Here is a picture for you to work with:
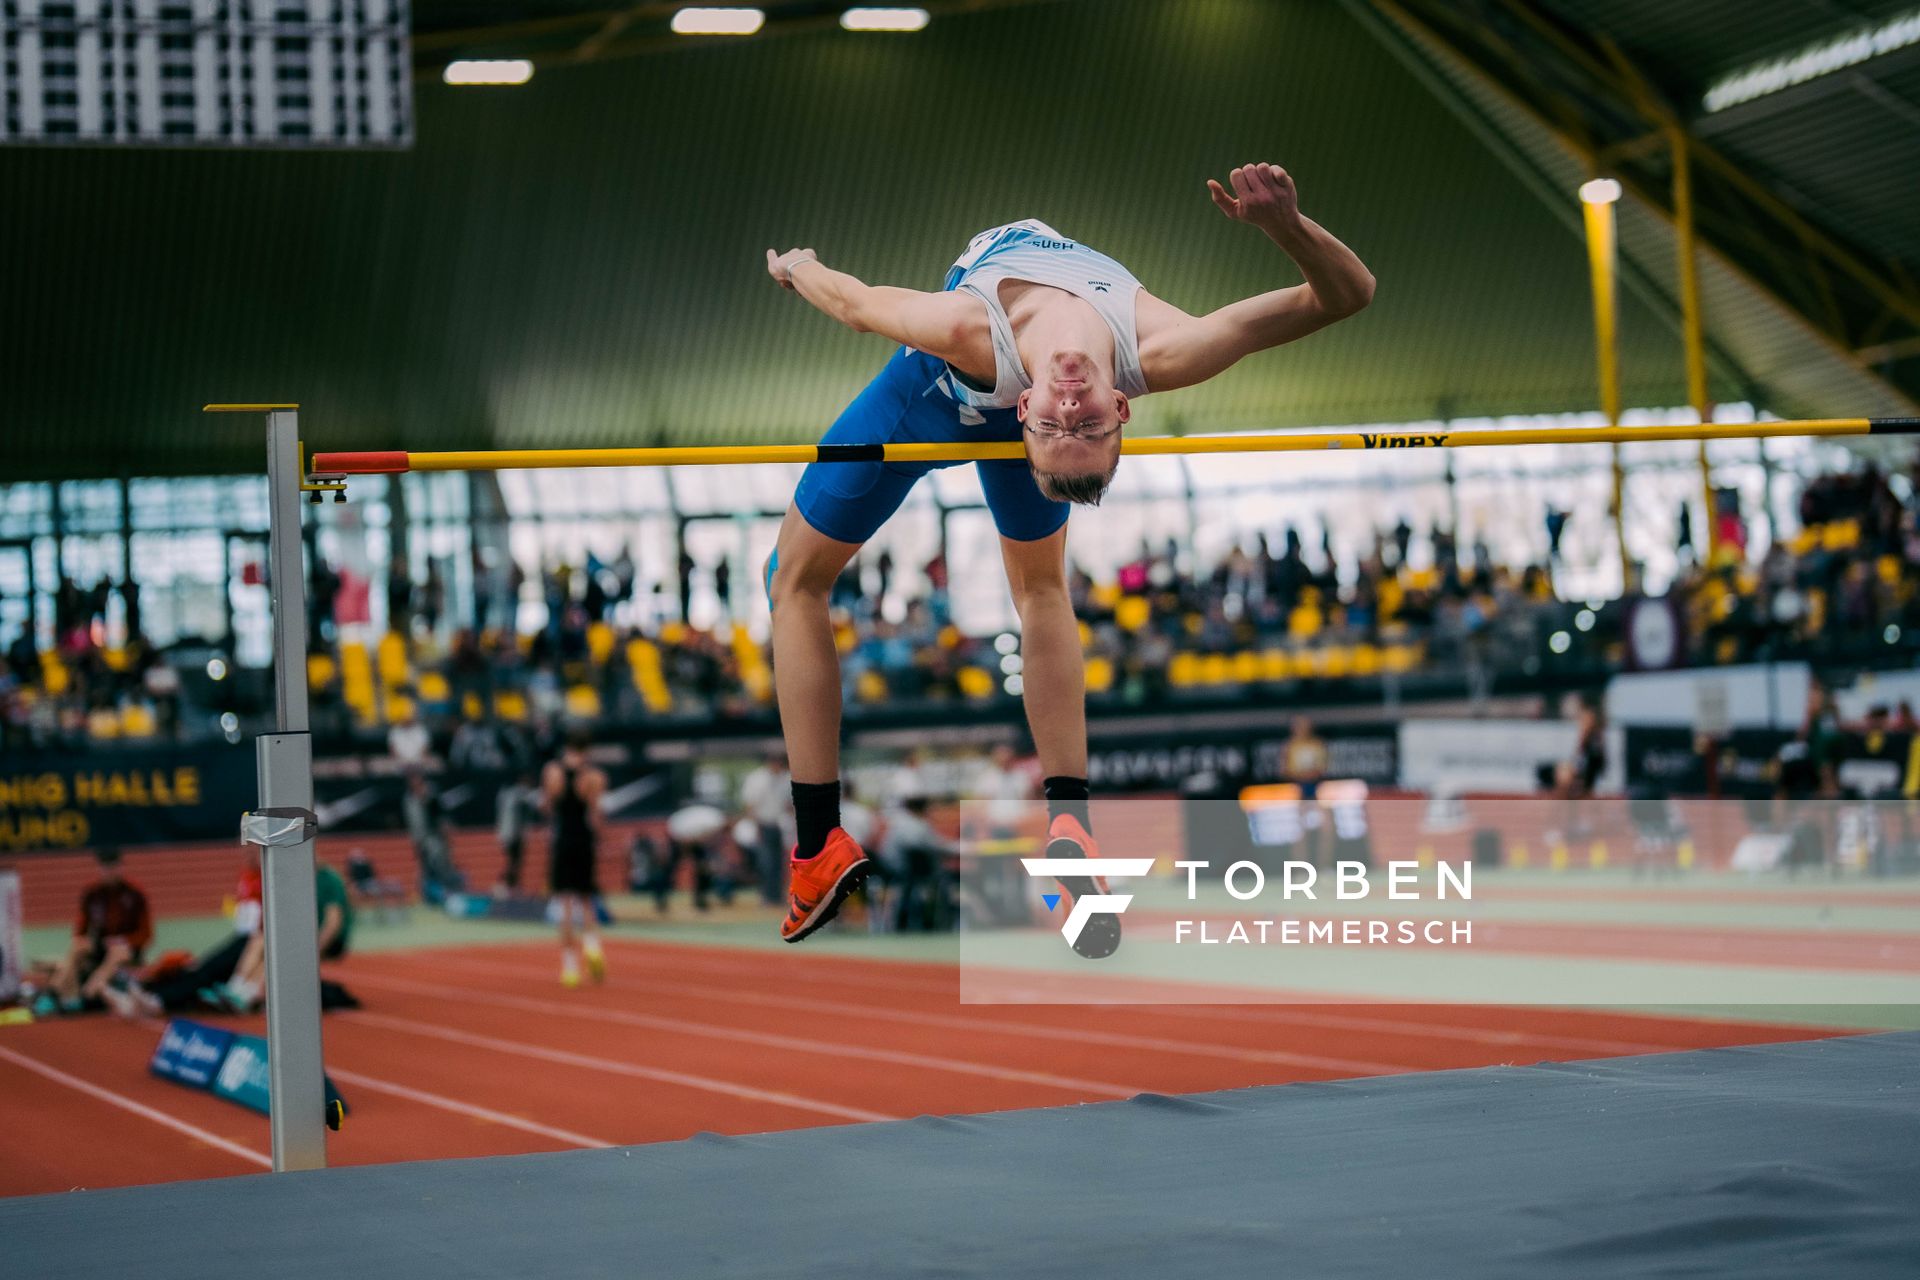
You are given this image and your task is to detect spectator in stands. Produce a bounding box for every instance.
[980,743,1036,841]
[495,770,541,895]
[737,750,791,905]
[877,794,957,933]
[1281,716,1329,794]
[388,703,431,767]
[35,847,151,1016]
[402,770,459,903]
[654,801,731,913]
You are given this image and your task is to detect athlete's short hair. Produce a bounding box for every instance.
[1032,463,1118,507]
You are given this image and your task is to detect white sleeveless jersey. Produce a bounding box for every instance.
[938,219,1147,412]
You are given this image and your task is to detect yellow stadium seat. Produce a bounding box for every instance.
[40,653,70,696]
[101,647,131,673]
[377,632,410,685]
[461,692,483,720]
[1169,652,1201,687]
[1077,621,1093,648]
[857,670,888,702]
[1231,651,1260,683]
[494,690,529,721]
[1091,583,1121,609]
[957,666,995,699]
[307,653,337,689]
[88,708,120,740]
[565,685,602,718]
[1200,653,1231,685]
[1320,646,1353,678]
[120,704,157,738]
[1084,656,1114,693]
[587,622,616,665]
[384,693,415,724]
[1260,649,1290,681]
[1288,605,1323,640]
[417,671,451,702]
[659,621,687,646]
[1351,644,1381,677]
[340,642,377,723]
[1115,596,1150,632]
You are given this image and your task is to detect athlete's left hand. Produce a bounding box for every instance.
[1207,163,1300,232]
[767,247,818,290]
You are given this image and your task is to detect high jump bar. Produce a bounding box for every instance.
[310,417,1920,475]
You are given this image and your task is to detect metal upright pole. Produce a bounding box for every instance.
[257,407,327,1171]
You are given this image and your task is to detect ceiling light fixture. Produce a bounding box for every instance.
[671,7,767,36]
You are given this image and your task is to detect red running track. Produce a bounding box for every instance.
[0,936,1854,1198]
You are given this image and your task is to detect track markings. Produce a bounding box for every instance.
[396,951,1408,1076]
[346,970,1148,1100]
[0,1045,271,1170]
[324,1066,616,1149]
[340,1011,897,1124]
[581,942,1716,1055]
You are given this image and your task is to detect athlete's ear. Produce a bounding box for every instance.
[1113,391,1131,424]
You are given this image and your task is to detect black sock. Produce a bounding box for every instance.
[791,780,841,860]
[1043,776,1091,833]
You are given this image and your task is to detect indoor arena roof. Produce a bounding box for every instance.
[4,0,1912,479]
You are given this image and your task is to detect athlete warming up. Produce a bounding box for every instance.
[764,163,1375,952]
[544,727,609,986]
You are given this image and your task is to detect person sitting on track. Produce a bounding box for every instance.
[762,162,1375,949]
[205,858,358,1013]
[34,846,151,1017]
[103,851,262,1018]
[544,725,608,988]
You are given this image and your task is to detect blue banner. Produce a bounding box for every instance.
[210,1034,274,1116]
[149,1019,236,1090]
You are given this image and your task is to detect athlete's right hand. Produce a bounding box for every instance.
[767,247,818,290]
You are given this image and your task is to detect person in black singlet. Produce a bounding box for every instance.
[543,726,608,987]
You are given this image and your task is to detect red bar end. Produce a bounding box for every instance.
[311,451,410,475]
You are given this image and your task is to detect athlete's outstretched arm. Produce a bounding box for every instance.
[766,248,988,373]
[1139,163,1375,393]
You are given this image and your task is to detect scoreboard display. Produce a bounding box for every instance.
[4,0,411,147]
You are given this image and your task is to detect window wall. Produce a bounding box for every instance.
[0,403,1861,665]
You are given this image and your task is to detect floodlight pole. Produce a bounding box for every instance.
[212,403,328,1172]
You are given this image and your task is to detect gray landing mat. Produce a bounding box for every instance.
[6,1033,1919,1279]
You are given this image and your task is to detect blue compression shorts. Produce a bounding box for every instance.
[790,347,1068,547]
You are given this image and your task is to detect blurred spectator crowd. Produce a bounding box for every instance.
[5,460,1920,750]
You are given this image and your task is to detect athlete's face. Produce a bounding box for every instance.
[1018,350,1128,505]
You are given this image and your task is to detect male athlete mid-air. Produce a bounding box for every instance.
[764,163,1375,953]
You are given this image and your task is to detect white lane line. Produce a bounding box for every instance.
[0,1045,272,1170]
[571,944,1681,1056]
[338,1011,896,1125]
[347,970,1144,1100]
[324,1066,615,1149]
[395,952,1405,1077]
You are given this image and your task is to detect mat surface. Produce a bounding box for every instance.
[7,1032,1918,1278]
